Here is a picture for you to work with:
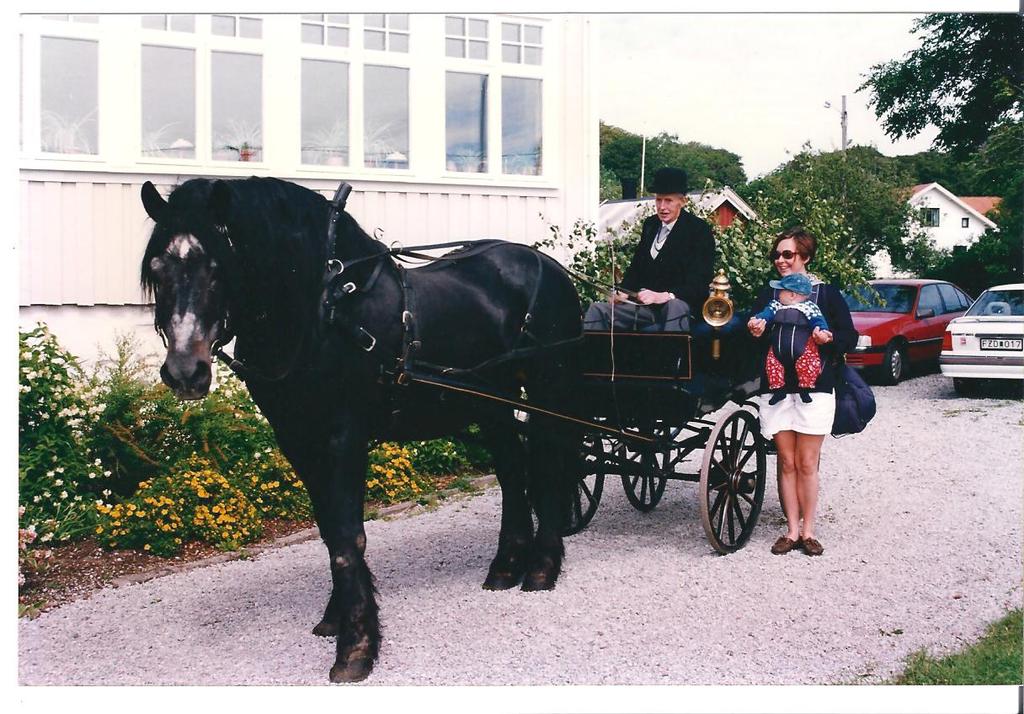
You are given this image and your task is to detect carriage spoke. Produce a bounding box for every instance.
[707,458,729,488]
[737,490,755,508]
[731,496,747,532]
[735,441,756,472]
[715,493,728,539]
[709,487,727,527]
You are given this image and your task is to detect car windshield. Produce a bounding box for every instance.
[965,289,1024,317]
[843,285,916,314]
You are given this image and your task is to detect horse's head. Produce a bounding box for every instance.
[141,180,233,400]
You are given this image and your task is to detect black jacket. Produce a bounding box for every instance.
[619,212,715,311]
[749,281,858,394]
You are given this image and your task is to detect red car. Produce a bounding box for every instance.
[843,279,972,384]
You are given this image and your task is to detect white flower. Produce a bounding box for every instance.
[55,467,64,474]
[32,495,40,503]
[54,479,63,487]
[59,491,68,499]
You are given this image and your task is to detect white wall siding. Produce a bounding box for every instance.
[20,173,565,307]
[910,187,994,251]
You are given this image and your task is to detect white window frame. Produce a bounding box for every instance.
[19,13,561,188]
[299,14,351,48]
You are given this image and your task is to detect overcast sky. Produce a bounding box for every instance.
[597,12,944,180]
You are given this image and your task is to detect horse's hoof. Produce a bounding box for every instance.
[312,620,338,637]
[520,573,557,591]
[329,659,373,683]
[482,570,523,590]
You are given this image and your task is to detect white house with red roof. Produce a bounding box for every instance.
[872,182,1001,278]
[908,182,1000,250]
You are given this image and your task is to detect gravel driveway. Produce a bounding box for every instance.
[18,373,1023,686]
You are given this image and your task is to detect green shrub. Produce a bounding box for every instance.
[407,439,471,476]
[19,325,105,542]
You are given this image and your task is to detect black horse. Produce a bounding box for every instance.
[140,177,584,682]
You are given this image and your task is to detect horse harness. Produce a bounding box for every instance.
[318,182,568,389]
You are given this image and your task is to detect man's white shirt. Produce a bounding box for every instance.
[650,220,676,259]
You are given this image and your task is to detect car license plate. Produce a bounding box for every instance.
[980,337,1023,351]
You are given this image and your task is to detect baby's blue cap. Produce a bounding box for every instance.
[768,273,813,295]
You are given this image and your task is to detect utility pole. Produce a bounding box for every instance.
[841,94,848,151]
[639,133,647,196]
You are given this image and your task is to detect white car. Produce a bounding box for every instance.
[940,283,1024,395]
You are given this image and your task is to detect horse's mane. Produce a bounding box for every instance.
[141,177,337,297]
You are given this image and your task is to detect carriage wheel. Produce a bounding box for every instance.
[563,435,606,536]
[620,424,673,512]
[699,408,766,554]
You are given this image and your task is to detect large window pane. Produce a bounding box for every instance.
[302,59,349,166]
[211,52,262,161]
[40,37,98,154]
[502,77,541,175]
[142,46,195,158]
[170,15,195,32]
[446,72,487,173]
[211,15,236,36]
[364,65,408,169]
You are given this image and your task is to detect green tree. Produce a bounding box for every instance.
[599,122,747,194]
[860,13,1023,290]
[860,14,1023,154]
[740,145,929,275]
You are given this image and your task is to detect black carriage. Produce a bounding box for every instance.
[566,323,767,554]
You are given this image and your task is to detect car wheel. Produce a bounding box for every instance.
[953,377,980,396]
[880,343,905,385]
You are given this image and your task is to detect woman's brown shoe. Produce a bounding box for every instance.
[770,536,803,555]
[802,537,824,556]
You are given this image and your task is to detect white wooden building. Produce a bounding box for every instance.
[872,181,1001,278]
[18,13,599,365]
[908,182,999,251]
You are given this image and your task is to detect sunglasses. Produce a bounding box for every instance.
[769,249,803,261]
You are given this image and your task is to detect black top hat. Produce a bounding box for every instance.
[650,167,688,195]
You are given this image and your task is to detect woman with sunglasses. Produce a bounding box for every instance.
[746,226,858,556]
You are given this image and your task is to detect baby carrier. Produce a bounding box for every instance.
[765,283,824,404]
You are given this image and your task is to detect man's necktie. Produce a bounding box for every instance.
[651,224,670,259]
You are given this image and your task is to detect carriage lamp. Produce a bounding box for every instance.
[702,270,734,360]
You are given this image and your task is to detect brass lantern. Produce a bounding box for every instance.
[701,270,734,360]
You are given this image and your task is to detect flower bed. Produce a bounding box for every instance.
[18,325,492,597]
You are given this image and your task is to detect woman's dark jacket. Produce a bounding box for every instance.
[748,280,858,394]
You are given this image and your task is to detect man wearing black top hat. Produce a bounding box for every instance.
[584,166,715,332]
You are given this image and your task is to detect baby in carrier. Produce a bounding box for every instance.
[752,273,833,404]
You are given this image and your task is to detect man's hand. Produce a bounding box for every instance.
[747,317,767,337]
[610,290,630,304]
[812,327,833,344]
[637,289,672,305]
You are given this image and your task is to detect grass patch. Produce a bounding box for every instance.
[893,609,1022,685]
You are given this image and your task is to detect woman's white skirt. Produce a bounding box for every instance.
[757,391,836,439]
